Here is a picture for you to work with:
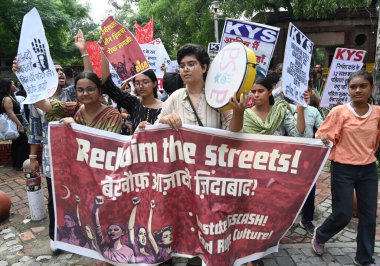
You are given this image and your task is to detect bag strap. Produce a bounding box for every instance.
[185,90,203,127]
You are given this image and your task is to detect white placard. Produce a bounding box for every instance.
[220,18,280,78]
[15,8,58,104]
[282,23,313,106]
[140,38,171,79]
[320,48,366,107]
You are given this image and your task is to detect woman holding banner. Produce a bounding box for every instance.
[228,76,305,266]
[100,51,162,133]
[33,71,122,133]
[312,70,378,266]
[228,76,305,136]
[148,43,231,129]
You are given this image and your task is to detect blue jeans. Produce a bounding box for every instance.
[316,161,378,265]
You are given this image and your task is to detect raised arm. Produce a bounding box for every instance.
[75,29,93,72]
[101,48,111,83]
[76,195,81,227]
[128,197,140,245]
[148,200,159,254]
[92,196,106,248]
[295,104,306,134]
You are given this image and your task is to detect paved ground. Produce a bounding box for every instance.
[0,165,379,266]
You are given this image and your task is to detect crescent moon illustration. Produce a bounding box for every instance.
[61,185,71,200]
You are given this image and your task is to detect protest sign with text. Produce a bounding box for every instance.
[282,23,313,106]
[140,38,171,88]
[220,19,280,77]
[208,42,220,61]
[49,124,329,266]
[320,48,366,107]
[15,8,58,104]
[101,16,150,82]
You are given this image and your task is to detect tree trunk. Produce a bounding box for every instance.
[373,2,380,104]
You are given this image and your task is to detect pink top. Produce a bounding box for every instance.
[316,103,380,165]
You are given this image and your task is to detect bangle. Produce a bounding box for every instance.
[81,53,89,58]
[29,155,37,159]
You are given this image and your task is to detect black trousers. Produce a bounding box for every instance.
[316,161,377,265]
[11,132,29,169]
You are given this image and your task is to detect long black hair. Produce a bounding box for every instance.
[0,79,14,98]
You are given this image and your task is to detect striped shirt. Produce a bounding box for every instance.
[156,88,232,129]
[46,99,122,133]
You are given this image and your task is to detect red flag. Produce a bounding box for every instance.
[135,18,154,44]
[86,41,102,78]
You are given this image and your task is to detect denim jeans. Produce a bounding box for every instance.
[316,161,378,265]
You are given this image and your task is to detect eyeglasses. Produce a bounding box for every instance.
[179,61,198,71]
[134,80,152,87]
[76,87,97,94]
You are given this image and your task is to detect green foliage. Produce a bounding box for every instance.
[116,0,374,57]
[0,0,95,65]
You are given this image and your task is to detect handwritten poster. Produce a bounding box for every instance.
[140,38,171,88]
[101,16,150,82]
[15,8,58,104]
[49,123,330,266]
[220,19,280,77]
[320,48,366,107]
[282,23,313,106]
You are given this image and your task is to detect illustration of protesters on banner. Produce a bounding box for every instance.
[128,197,174,263]
[92,196,134,263]
[153,224,174,261]
[57,209,89,248]
[75,195,98,250]
[128,197,157,263]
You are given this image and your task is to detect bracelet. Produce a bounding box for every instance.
[81,53,89,58]
[29,155,37,159]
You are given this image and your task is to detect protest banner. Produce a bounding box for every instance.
[320,48,366,107]
[135,18,154,44]
[140,38,171,88]
[15,8,58,104]
[86,41,102,77]
[282,23,313,106]
[220,19,280,77]
[208,42,220,61]
[49,123,329,266]
[101,16,150,82]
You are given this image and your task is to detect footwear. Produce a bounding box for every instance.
[299,220,315,235]
[50,239,58,252]
[311,231,324,256]
[353,258,375,266]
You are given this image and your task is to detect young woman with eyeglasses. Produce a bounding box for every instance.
[100,51,162,133]
[34,71,122,133]
[143,43,231,130]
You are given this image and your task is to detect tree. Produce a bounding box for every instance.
[0,0,95,66]
[116,0,374,57]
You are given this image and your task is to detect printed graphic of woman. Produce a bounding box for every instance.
[75,195,98,250]
[128,197,157,263]
[57,210,89,248]
[92,196,134,263]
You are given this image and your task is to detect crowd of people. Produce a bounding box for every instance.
[0,32,377,266]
